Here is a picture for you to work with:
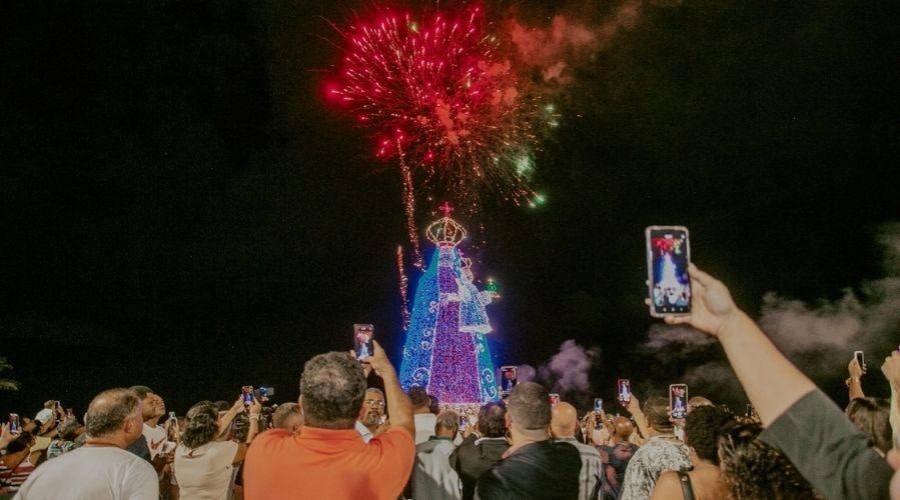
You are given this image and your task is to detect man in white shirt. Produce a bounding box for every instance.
[408,386,437,444]
[413,410,463,500]
[355,388,385,443]
[15,387,158,499]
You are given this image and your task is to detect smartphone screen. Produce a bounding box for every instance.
[169,411,177,421]
[549,394,560,406]
[353,324,375,360]
[459,415,467,431]
[669,384,688,419]
[242,386,254,405]
[594,398,603,413]
[500,366,518,395]
[9,413,19,433]
[854,350,865,370]
[617,379,632,404]
[646,226,692,316]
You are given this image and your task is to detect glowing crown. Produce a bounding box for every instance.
[426,202,467,247]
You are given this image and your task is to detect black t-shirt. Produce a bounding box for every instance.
[476,440,582,500]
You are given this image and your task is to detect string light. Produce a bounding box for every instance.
[399,210,499,405]
[397,245,411,331]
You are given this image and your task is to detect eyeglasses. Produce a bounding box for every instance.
[363,400,385,407]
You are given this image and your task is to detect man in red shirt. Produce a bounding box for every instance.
[244,341,415,499]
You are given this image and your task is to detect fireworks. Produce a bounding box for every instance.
[328,5,546,206]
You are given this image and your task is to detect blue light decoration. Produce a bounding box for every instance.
[399,203,499,405]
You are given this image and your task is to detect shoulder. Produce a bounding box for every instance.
[251,428,292,445]
[373,426,415,448]
[655,470,680,487]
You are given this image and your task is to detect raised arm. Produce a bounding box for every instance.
[664,264,815,426]
[848,355,866,402]
[364,341,415,438]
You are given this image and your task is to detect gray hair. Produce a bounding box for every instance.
[57,418,80,440]
[273,403,303,430]
[300,352,367,429]
[85,388,140,438]
[507,382,551,430]
[435,410,459,433]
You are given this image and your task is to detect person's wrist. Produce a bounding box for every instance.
[846,377,861,388]
[715,310,748,342]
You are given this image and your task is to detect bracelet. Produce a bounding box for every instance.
[845,377,860,387]
[249,414,261,420]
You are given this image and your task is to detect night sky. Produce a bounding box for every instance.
[1,0,898,417]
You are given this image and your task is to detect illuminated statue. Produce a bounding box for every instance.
[399,203,499,405]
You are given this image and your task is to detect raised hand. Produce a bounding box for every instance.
[664,264,742,337]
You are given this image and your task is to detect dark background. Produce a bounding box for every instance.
[1,0,897,417]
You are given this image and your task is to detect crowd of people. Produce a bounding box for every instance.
[2,265,900,499]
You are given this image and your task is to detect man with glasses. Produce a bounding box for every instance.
[356,388,386,443]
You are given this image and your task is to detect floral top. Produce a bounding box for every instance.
[619,436,690,500]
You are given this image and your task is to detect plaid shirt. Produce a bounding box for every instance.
[554,437,603,500]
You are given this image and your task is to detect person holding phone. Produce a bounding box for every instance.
[618,396,690,500]
[660,264,894,499]
[174,396,260,499]
[243,341,415,500]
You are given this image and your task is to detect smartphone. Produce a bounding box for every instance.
[353,324,375,359]
[745,404,755,418]
[459,415,468,431]
[549,394,560,406]
[9,413,19,434]
[169,411,177,420]
[594,398,604,413]
[617,379,632,405]
[259,386,274,397]
[854,350,865,371]
[500,366,518,395]
[646,226,692,317]
[669,384,688,419]
[242,386,254,405]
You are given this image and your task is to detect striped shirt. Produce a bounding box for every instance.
[554,437,602,500]
[0,459,36,494]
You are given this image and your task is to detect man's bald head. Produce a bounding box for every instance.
[688,396,713,411]
[550,402,578,438]
[612,416,634,440]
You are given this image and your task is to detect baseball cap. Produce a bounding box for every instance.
[35,408,55,425]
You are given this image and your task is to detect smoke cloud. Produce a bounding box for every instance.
[643,223,900,405]
[759,223,900,380]
[505,0,655,86]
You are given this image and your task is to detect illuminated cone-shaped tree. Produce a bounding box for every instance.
[399,203,499,406]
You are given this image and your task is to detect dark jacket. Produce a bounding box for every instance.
[449,435,510,500]
[476,439,582,500]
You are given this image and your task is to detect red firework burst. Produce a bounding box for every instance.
[328,5,541,204]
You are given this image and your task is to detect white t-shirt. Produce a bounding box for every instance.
[355,420,374,443]
[142,423,167,460]
[174,441,239,500]
[414,413,437,445]
[14,446,158,499]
